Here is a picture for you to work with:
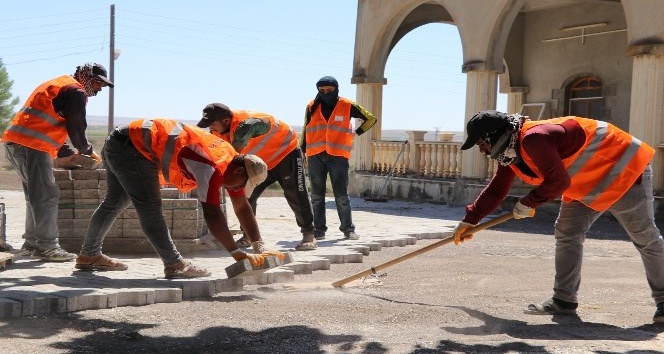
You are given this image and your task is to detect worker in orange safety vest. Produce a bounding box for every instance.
[1,62,112,262]
[454,110,664,323]
[198,103,317,251]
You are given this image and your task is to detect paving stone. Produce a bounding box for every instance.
[154,288,182,303]
[0,298,22,318]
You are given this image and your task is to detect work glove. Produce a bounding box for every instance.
[230,249,266,267]
[252,241,286,261]
[453,221,476,245]
[513,201,536,219]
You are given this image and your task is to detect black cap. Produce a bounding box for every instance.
[197,103,232,128]
[316,76,338,88]
[91,63,114,87]
[460,110,512,150]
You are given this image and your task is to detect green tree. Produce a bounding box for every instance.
[0,59,20,133]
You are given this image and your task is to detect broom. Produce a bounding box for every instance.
[283,212,514,290]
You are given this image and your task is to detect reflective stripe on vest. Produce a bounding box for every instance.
[305,98,353,158]
[229,111,297,170]
[1,75,80,156]
[128,118,236,192]
[509,117,654,211]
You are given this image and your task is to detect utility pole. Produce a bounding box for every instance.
[108,4,115,134]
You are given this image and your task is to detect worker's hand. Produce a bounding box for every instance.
[513,201,535,219]
[231,249,266,267]
[76,154,102,169]
[90,151,102,162]
[453,221,476,245]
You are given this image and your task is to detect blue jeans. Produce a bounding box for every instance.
[553,165,664,305]
[4,143,61,250]
[80,134,183,267]
[307,152,354,235]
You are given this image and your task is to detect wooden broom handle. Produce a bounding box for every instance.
[331,213,514,287]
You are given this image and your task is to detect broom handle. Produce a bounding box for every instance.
[331,213,514,287]
[375,141,408,199]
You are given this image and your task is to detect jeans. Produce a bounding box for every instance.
[248,147,314,234]
[80,134,183,267]
[307,151,354,235]
[553,166,664,304]
[4,143,61,250]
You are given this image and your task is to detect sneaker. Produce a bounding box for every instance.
[33,247,76,262]
[20,242,37,256]
[164,261,211,279]
[524,298,577,315]
[75,253,128,271]
[654,302,664,323]
[343,231,360,240]
[314,232,325,240]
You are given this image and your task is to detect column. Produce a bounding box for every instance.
[507,87,528,114]
[628,49,664,190]
[353,82,384,171]
[461,70,498,179]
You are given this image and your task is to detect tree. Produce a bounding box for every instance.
[0,59,20,133]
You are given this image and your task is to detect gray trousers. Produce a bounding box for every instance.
[79,135,183,267]
[4,143,61,250]
[553,165,664,305]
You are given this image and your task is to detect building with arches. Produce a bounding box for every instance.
[349,0,664,205]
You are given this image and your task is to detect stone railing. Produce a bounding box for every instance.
[370,131,503,181]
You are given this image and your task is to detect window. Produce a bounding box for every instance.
[567,77,604,119]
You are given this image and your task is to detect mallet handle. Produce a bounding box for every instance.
[331,213,514,287]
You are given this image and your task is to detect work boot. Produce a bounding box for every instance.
[20,242,37,256]
[655,302,664,323]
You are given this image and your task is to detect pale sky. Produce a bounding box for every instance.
[1,0,507,133]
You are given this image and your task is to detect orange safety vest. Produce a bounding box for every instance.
[305,97,354,159]
[509,116,654,211]
[128,119,236,192]
[226,111,297,170]
[2,75,82,157]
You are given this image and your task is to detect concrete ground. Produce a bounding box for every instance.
[1,184,663,353]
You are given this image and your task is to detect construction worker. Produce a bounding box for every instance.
[197,103,317,251]
[76,119,283,279]
[1,62,110,261]
[454,110,664,323]
[302,76,376,240]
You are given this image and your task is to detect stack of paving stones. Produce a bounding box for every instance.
[55,168,211,253]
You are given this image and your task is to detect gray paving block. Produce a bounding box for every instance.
[116,289,156,307]
[282,261,313,274]
[343,252,364,263]
[3,291,67,316]
[154,288,182,303]
[264,268,294,284]
[214,279,244,293]
[58,290,110,312]
[0,298,22,318]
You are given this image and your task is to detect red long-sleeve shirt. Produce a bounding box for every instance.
[463,119,587,224]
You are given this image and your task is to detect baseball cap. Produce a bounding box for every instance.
[91,63,114,87]
[197,103,232,128]
[460,110,512,150]
[242,154,268,197]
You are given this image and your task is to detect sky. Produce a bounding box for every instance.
[1,0,506,133]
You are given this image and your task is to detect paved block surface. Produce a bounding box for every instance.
[0,190,461,317]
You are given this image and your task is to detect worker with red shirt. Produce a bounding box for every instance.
[197,103,317,251]
[2,62,111,261]
[76,119,283,279]
[455,110,664,323]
